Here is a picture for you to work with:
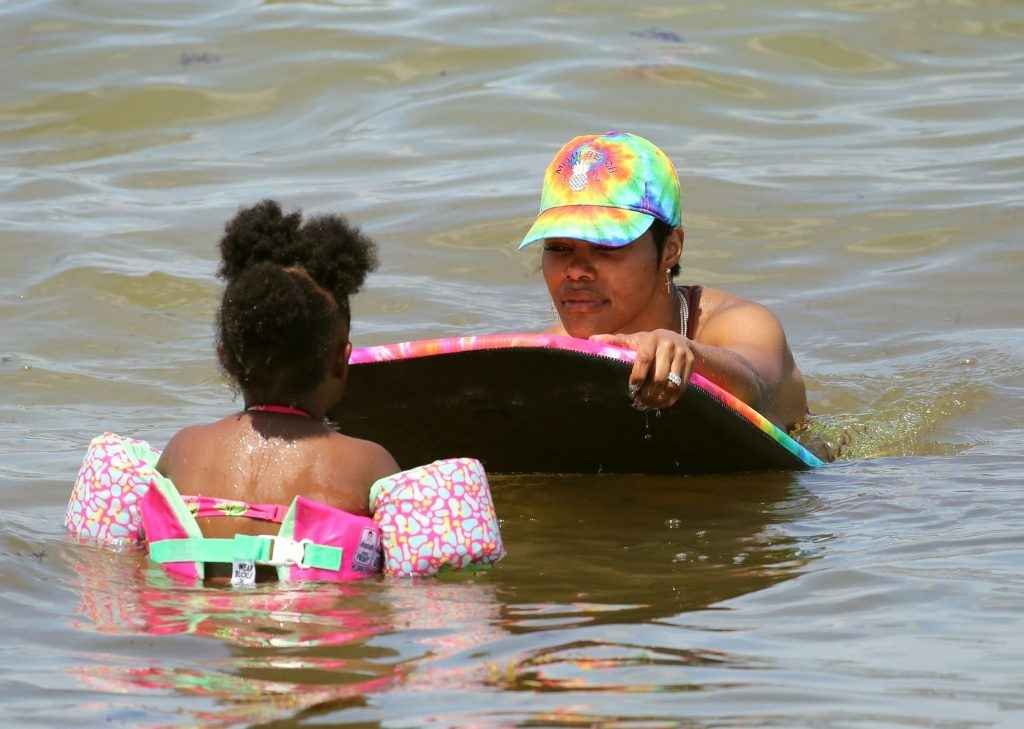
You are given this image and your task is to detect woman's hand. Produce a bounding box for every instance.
[590,329,694,410]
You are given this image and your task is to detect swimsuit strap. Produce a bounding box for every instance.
[246,404,314,418]
[686,285,702,339]
[182,495,288,523]
[178,405,311,524]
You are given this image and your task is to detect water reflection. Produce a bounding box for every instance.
[67,545,508,725]
[434,472,822,711]
[492,470,821,630]
[71,549,388,648]
[63,469,822,724]
[488,640,755,693]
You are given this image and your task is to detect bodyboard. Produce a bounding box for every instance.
[331,333,822,474]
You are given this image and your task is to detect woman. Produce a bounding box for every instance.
[520,131,807,431]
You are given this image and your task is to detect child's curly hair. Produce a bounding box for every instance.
[215,200,379,401]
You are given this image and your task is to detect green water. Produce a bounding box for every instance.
[2,0,1023,726]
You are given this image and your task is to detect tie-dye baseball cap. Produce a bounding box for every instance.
[519,131,682,249]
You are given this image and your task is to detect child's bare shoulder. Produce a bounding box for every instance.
[325,431,400,483]
[156,419,235,478]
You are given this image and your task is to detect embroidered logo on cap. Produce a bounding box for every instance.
[567,145,604,192]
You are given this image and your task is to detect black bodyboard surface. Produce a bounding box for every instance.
[331,340,820,475]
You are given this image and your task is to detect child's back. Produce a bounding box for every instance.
[156,200,398,543]
[158,416,396,539]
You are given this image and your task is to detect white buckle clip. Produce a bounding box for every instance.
[260,536,312,566]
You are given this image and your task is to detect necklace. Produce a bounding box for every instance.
[676,285,689,337]
[245,404,314,418]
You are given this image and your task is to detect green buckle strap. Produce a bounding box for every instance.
[149,534,342,571]
[149,536,268,564]
[301,542,343,571]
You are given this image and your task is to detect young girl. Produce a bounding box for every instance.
[67,200,504,581]
[156,200,399,546]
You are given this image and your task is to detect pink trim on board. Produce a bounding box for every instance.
[349,333,636,366]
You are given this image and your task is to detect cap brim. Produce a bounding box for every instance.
[519,205,655,249]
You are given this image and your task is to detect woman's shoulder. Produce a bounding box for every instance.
[689,285,741,314]
[690,286,778,334]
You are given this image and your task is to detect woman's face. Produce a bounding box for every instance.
[541,231,664,339]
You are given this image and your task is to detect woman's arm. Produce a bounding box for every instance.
[591,302,807,429]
